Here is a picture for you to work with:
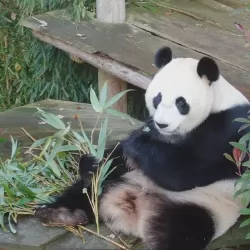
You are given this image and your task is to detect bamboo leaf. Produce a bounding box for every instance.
[46,138,64,165]
[0,186,5,205]
[90,86,102,112]
[59,145,80,152]
[72,131,86,144]
[79,128,97,156]
[97,117,108,160]
[99,159,113,185]
[29,137,48,151]
[10,136,18,160]
[106,108,135,125]
[99,81,108,107]
[104,89,133,109]
[8,213,16,234]
[36,108,66,130]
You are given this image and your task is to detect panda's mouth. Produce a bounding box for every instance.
[157,126,179,136]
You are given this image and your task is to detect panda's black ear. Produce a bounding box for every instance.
[197,57,219,84]
[154,47,172,68]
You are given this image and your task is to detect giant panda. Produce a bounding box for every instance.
[35,47,250,250]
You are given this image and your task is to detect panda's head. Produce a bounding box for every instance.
[145,47,248,138]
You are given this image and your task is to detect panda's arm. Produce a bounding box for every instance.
[79,144,131,187]
[120,131,236,191]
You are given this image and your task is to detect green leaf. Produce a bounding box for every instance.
[0,186,5,205]
[229,142,248,152]
[46,138,64,166]
[223,153,235,163]
[239,124,250,132]
[99,82,108,107]
[59,145,80,152]
[36,108,66,130]
[29,137,48,151]
[90,86,102,112]
[17,197,32,206]
[99,159,113,185]
[16,180,36,199]
[8,213,16,234]
[106,108,135,125]
[0,213,7,232]
[246,232,250,239]
[242,160,250,168]
[10,136,18,160]
[239,133,250,143]
[104,89,134,109]
[44,155,61,178]
[97,117,108,160]
[72,131,86,144]
[234,118,250,124]
[240,208,250,215]
[79,128,97,157]
[0,138,7,143]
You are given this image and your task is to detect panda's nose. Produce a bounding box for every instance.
[155,122,168,129]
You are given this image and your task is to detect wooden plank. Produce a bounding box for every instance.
[146,0,250,33]
[20,11,250,99]
[0,217,67,250]
[46,224,118,249]
[127,5,249,72]
[96,0,128,113]
[0,100,142,156]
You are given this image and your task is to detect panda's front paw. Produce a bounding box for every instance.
[79,155,99,187]
[34,205,89,227]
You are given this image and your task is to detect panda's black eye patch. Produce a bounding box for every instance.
[153,92,162,109]
[176,97,190,115]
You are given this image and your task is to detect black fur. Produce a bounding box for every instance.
[175,96,190,115]
[121,104,250,191]
[197,57,219,83]
[34,145,129,225]
[145,202,215,250]
[154,47,172,68]
[153,92,162,109]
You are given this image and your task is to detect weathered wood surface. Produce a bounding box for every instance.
[0,99,141,155]
[20,7,250,99]
[139,0,250,33]
[1,99,250,249]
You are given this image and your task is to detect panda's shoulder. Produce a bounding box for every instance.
[191,104,250,145]
[202,104,250,132]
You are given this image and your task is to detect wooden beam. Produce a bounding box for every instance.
[32,31,151,90]
[96,0,128,113]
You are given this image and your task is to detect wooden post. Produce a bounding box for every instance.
[96,0,127,113]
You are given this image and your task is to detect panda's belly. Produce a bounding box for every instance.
[124,170,245,239]
[99,170,245,240]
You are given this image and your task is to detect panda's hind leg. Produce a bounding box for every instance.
[34,148,128,227]
[143,202,215,250]
[34,155,100,226]
[34,179,94,226]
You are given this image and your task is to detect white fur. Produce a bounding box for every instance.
[99,170,245,240]
[145,58,248,136]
